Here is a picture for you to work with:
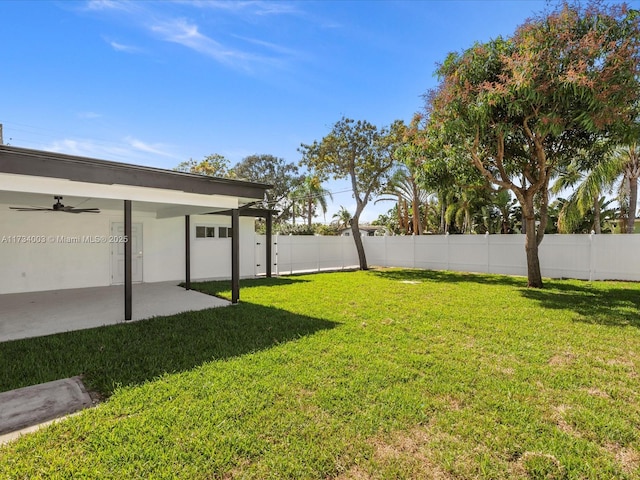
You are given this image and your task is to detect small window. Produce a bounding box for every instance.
[196,226,216,238]
[219,227,233,238]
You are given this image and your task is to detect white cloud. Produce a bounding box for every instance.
[109,40,140,53]
[46,136,181,165]
[47,138,131,160]
[231,34,300,57]
[150,18,255,69]
[184,1,300,17]
[125,136,178,158]
[82,1,294,72]
[85,0,136,13]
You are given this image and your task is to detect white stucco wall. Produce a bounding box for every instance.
[0,206,258,294]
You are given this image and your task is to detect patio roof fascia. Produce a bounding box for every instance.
[0,145,272,201]
[0,173,241,214]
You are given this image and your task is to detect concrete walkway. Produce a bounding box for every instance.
[0,377,92,442]
[0,282,230,342]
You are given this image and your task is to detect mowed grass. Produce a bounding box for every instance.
[1,269,639,479]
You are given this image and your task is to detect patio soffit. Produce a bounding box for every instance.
[0,191,238,218]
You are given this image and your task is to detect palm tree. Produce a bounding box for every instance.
[552,161,605,233]
[613,144,640,233]
[444,185,493,234]
[291,176,333,227]
[376,165,432,234]
[332,206,352,229]
[493,189,516,234]
[552,144,640,234]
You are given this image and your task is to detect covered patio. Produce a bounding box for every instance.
[0,282,229,342]
[0,145,274,340]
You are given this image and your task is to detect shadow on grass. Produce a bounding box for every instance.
[0,302,336,396]
[372,267,640,329]
[370,268,527,288]
[181,276,310,300]
[520,282,640,328]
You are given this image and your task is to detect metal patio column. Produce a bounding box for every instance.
[231,208,240,303]
[124,200,132,320]
[265,210,273,278]
[185,215,191,290]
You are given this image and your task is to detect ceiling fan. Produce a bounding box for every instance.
[9,196,101,214]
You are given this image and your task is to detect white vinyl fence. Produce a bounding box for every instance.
[254,234,640,282]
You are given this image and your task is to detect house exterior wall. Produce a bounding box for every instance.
[0,206,257,294]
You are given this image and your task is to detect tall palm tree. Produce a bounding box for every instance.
[552,144,640,234]
[291,176,333,227]
[376,165,432,234]
[614,144,640,233]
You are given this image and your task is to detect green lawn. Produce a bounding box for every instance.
[1,269,639,479]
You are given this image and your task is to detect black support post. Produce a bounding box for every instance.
[185,215,191,290]
[265,210,273,278]
[124,200,132,320]
[231,209,240,304]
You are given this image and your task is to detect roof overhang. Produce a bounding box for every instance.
[0,145,272,218]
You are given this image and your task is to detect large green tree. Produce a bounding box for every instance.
[426,2,640,287]
[300,118,402,269]
[230,154,303,223]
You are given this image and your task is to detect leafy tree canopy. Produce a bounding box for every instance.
[230,154,303,222]
[424,1,640,287]
[299,117,404,269]
[175,154,231,177]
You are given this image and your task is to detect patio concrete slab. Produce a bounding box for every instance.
[0,282,230,342]
[0,376,91,437]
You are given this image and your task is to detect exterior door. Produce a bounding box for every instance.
[111,222,143,284]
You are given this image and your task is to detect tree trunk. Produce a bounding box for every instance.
[593,195,601,234]
[350,214,368,270]
[402,199,410,233]
[412,180,422,235]
[439,193,446,234]
[523,201,543,288]
[292,200,296,226]
[627,176,638,234]
[502,212,510,234]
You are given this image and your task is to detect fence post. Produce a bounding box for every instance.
[486,231,490,273]
[589,233,594,281]
[445,232,450,270]
[412,234,416,268]
[384,234,388,268]
[289,234,293,275]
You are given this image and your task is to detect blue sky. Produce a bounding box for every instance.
[3,0,633,222]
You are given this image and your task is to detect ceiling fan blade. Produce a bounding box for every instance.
[9,207,53,211]
[64,208,101,214]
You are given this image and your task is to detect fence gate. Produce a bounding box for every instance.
[254,234,267,277]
